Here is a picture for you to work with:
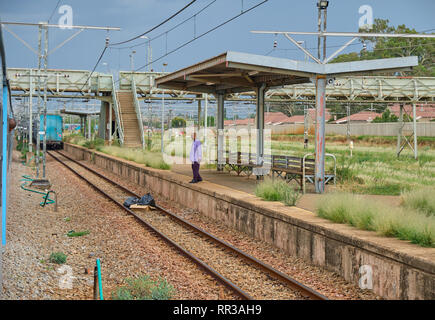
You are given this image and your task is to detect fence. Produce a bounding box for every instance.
[224,122,435,137]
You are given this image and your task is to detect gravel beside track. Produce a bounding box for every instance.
[55,150,380,300]
[51,151,307,299]
[2,151,237,300]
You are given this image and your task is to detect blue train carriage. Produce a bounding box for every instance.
[39,114,63,149]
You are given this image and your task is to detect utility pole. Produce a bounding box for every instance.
[304,104,308,149]
[35,24,42,178]
[317,1,329,61]
[42,24,48,178]
[161,62,167,153]
[129,50,136,71]
[346,103,351,141]
[204,93,208,150]
[28,69,33,153]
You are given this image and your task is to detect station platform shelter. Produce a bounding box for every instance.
[155,51,418,193]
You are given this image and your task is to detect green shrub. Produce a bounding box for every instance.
[49,252,67,264]
[111,275,175,300]
[255,178,300,206]
[316,193,435,247]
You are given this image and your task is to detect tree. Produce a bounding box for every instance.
[372,109,398,123]
[171,117,186,128]
[331,19,435,76]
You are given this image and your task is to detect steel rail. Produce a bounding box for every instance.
[52,150,328,300]
[47,150,252,300]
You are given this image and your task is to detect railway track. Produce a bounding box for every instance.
[48,150,327,300]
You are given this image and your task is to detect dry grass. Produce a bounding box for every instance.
[97,146,171,170]
[316,193,435,247]
[400,186,435,217]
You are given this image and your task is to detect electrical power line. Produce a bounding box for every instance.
[109,0,198,47]
[131,0,269,75]
[79,45,108,93]
[115,0,219,50]
[47,0,62,23]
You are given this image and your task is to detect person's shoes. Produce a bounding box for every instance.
[197,178,203,182]
[189,179,197,183]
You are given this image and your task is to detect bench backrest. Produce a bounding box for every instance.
[223,151,314,171]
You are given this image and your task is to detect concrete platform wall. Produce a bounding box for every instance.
[64,143,435,300]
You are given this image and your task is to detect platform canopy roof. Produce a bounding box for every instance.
[155,51,418,95]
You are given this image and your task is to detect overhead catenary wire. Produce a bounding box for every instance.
[47,0,62,23]
[130,0,269,75]
[109,0,198,47]
[114,0,218,50]
[79,39,109,93]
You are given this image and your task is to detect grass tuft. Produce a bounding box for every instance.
[49,252,67,264]
[400,186,435,217]
[255,178,300,206]
[316,193,435,247]
[111,275,175,300]
[67,230,90,237]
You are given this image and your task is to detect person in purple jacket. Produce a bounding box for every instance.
[189,132,202,183]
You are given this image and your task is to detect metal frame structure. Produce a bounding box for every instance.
[1,21,120,178]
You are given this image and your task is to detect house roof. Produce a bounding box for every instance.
[335,111,382,124]
[224,112,293,126]
[389,104,435,120]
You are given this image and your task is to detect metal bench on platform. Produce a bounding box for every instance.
[221,151,336,192]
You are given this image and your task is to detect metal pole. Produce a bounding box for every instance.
[42,24,48,178]
[161,63,167,153]
[148,43,152,72]
[304,104,308,149]
[147,102,151,149]
[346,103,351,141]
[317,6,321,60]
[161,91,165,153]
[315,75,326,193]
[323,7,327,61]
[204,93,208,150]
[88,115,91,139]
[217,93,225,171]
[197,94,201,132]
[35,25,42,178]
[256,84,266,166]
[109,103,112,144]
[413,103,418,160]
[29,69,33,153]
[396,104,403,157]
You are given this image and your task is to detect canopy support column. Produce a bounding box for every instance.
[315,75,326,193]
[217,93,225,171]
[256,83,266,166]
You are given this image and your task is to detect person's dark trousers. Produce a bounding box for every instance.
[191,161,202,182]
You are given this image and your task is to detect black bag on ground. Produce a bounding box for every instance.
[138,193,156,207]
[123,196,139,208]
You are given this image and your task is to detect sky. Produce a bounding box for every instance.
[1,0,434,117]
[1,0,434,73]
